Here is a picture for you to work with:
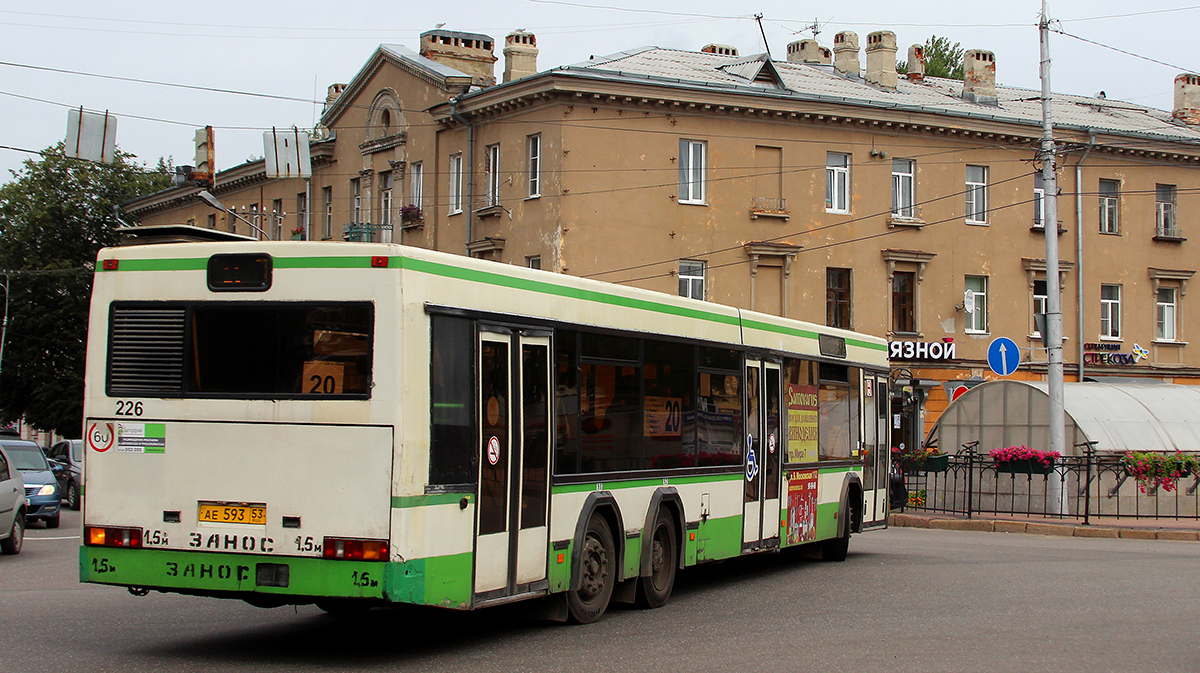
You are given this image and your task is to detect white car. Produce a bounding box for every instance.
[0,444,27,555]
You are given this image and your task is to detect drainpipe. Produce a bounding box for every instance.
[1074,130,1096,381]
[449,98,474,254]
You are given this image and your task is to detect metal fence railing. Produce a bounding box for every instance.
[897,444,1200,524]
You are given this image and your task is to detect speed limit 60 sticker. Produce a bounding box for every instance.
[86,422,115,453]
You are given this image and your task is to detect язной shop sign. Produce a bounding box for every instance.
[888,340,956,361]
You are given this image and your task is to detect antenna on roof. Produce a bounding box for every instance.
[754,14,771,57]
[808,18,821,39]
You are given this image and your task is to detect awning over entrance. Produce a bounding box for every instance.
[926,379,1200,455]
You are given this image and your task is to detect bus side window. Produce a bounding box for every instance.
[430,315,475,485]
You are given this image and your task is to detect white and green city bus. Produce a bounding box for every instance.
[80,241,890,622]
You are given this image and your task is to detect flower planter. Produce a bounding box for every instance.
[996,458,1055,475]
[903,454,949,473]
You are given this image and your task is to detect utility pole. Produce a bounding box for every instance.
[1039,0,1066,464]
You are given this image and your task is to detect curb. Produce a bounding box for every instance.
[888,513,1199,542]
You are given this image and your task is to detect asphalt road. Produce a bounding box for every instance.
[3,509,1199,672]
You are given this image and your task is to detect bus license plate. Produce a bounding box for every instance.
[197,502,266,525]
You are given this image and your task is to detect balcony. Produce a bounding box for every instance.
[749,196,789,221]
[1155,203,1185,241]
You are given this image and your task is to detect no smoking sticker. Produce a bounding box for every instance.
[487,436,501,466]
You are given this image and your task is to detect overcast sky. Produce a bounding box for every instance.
[1,1,1195,184]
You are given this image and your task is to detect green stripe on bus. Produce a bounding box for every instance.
[392,493,472,509]
[742,318,886,353]
[397,256,741,327]
[551,473,743,495]
[106,258,208,271]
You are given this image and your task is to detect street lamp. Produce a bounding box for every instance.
[196,190,273,241]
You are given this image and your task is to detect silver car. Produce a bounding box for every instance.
[0,444,27,555]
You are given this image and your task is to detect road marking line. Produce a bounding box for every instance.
[28,536,81,541]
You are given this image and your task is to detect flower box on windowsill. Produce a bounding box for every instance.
[400,219,424,230]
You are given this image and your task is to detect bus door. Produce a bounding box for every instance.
[742,359,782,551]
[475,329,552,600]
[861,372,889,528]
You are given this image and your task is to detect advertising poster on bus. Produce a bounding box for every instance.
[786,469,819,544]
[786,384,819,463]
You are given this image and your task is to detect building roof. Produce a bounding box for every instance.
[321,44,472,127]
[521,46,1200,147]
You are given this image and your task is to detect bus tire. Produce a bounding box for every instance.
[567,514,615,624]
[822,501,852,562]
[636,510,677,609]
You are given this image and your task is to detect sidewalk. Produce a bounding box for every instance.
[889,512,1200,542]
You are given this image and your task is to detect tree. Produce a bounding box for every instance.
[897,35,965,80]
[0,146,170,437]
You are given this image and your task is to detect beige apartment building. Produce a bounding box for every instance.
[123,28,1200,451]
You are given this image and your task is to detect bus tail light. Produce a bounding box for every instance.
[322,537,388,561]
[85,526,143,548]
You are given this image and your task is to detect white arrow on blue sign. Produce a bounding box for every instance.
[987,337,1021,376]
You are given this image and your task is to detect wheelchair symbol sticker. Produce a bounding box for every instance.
[745,435,759,482]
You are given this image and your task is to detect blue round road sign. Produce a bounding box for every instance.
[987,337,1021,376]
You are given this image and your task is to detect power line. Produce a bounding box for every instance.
[1051,28,1196,74]
[1060,5,1200,23]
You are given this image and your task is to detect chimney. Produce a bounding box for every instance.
[832,31,860,77]
[786,39,831,64]
[865,31,898,89]
[322,83,347,114]
[962,49,997,103]
[702,43,738,57]
[1174,73,1200,124]
[906,44,926,81]
[420,29,497,87]
[503,30,538,82]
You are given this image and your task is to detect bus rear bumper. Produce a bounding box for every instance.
[78,546,471,608]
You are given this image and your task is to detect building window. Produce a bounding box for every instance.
[1033,173,1045,228]
[206,214,216,229]
[678,139,706,204]
[1032,278,1047,336]
[526,255,541,270]
[449,153,463,214]
[1157,287,1178,341]
[486,144,501,207]
[1157,184,1178,237]
[826,268,851,329]
[679,260,705,300]
[322,186,333,239]
[527,134,541,198]
[410,162,423,209]
[965,165,988,224]
[825,152,850,213]
[891,159,915,218]
[965,275,988,333]
[892,271,916,333]
[351,178,361,223]
[1099,179,1120,234]
[380,172,393,243]
[296,192,307,237]
[1100,283,1122,339]
[271,198,283,241]
[248,203,259,239]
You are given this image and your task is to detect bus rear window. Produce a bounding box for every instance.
[108,302,372,398]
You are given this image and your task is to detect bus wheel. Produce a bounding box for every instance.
[567,515,615,624]
[822,501,852,562]
[636,510,677,609]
